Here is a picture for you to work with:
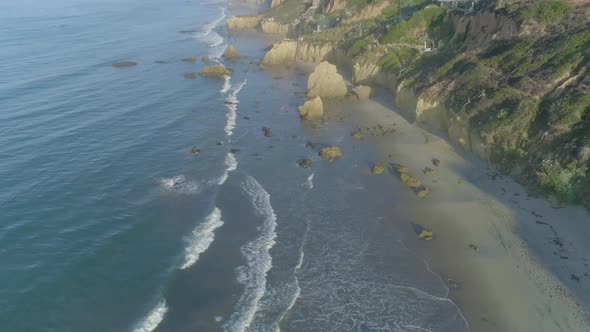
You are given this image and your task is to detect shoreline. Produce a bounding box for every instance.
[226,4,590,332]
[339,94,590,331]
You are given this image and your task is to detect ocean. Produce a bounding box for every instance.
[0,0,468,331]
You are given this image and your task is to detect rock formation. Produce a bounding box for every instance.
[320,146,342,160]
[261,20,291,34]
[351,85,372,100]
[306,62,347,98]
[262,40,334,65]
[227,15,263,30]
[222,46,240,60]
[200,65,232,77]
[299,97,324,118]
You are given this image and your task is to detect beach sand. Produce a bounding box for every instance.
[333,94,590,332]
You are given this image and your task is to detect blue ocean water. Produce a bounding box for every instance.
[0,1,469,331]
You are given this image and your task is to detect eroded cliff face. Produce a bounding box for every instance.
[323,0,346,14]
[270,0,285,8]
[263,40,335,64]
[227,15,263,30]
[451,11,520,50]
[261,20,291,34]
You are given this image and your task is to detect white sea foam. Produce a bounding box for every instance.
[221,75,231,93]
[181,207,224,269]
[305,172,315,191]
[132,299,168,332]
[218,152,238,185]
[199,7,226,47]
[160,175,200,194]
[223,176,277,332]
[224,80,247,138]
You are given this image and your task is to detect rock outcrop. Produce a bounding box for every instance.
[222,46,240,60]
[299,97,324,118]
[181,56,197,63]
[351,85,372,100]
[307,62,347,98]
[372,164,385,175]
[263,40,334,65]
[320,146,342,160]
[323,0,346,14]
[261,20,291,34]
[200,65,232,77]
[112,60,137,68]
[227,15,262,30]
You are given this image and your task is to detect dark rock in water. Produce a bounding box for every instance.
[184,73,198,79]
[200,65,232,77]
[224,101,237,105]
[178,29,197,34]
[411,223,433,241]
[432,158,441,167]
[262,127,272,137]
[154,60,168,64]
[216,141,224,146]
[191,147,201,155]
[181,56,197,63]
[423,167,436,175]
[305,141,318,150]
[468,244,480,252]
[230,148,240,153]
[351,130,363,141]
[112,60,137,68]
[298,159,313,168]
[242,116,251,120]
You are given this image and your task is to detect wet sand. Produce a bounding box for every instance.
[336,95,590,332]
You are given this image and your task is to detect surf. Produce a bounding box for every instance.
[132,299,168,332]
[181,207,224,269]
[223,176,278,332]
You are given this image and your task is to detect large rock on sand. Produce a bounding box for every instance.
[227,15,262,30]
[200,65,232,77]
[307,62,347,98]
[222,46,240,60]
[299,97,324,118]
[351,85,372,100]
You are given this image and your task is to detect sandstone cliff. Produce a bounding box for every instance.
[227,15,263,30]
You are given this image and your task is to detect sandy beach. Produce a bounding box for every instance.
[329,94,590,332]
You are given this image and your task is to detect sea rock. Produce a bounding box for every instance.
[320,146,342,160]
[262,127,273,137]
[112,60,137,68]
[298,159,313,168]
[396,165,409,174]
[223,46,240,60]
[184,72,198,79]
[418,229,433,241]
[400,173,421,188]
[351,130,363,140]
[191,147,201,155]
[181,56,197,63]
[351,85,372,100]
[372,164,385,175]
[202,55,210,62]
[227,15,262,30]
[299,97,324,118]
[307,62,347,98]
[432,158,441,167]
[200,65,232,77]
[416,187,430,199]
[423,167,436,175]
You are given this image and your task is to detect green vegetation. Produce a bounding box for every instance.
[536,159,586,203]
[266,0,307,24]
[550,93,590,127]
[520,0,573,23]
[381,5,448,45]
[378,46,419,73]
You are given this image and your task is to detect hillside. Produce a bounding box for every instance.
[253,0,590,206]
